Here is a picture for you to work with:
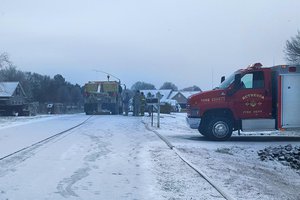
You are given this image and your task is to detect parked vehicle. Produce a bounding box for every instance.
[186,63,300,140]
[83,81,123,115]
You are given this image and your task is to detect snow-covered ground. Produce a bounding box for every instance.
[0,113,299,200]
[145,113,300,200]
[0,115,51,129]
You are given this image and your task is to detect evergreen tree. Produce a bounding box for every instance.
[160,82,178,91]
[131,81,156,91]
[182,85,202,92]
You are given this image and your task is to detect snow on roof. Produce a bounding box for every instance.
[180,91,201,99]
[0,82,19,97]
[140,90,200,102]
[169,91,200,100]
[140,89,172,102]
[169,91,179,99]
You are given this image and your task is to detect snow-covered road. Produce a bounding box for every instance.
[0,113,299,199]
[0,114,222,200]
[0,114,88,158]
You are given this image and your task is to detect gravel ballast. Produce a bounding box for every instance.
[258,144,300,171]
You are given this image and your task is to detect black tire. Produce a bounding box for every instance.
[198,125,209,138]
[206,117,233,141]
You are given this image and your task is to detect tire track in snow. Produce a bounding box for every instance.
[56,128,112,198]
[57,167,91,198]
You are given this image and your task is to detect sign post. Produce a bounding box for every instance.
[156,92,161,128]
[151,105,154,126]
[146,96,160,127]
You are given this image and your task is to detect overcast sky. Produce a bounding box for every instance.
[1,0,299,90]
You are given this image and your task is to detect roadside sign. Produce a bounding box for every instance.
[146,98,159,105]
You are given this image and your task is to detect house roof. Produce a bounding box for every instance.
[140,89,172,102]
[169,91,179,99]
[139,89,200,103]
[170,91,200,100]
[180,91,200,99]
[0,82,21,97]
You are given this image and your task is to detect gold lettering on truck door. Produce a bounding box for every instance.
[242,94,265,108]
[242,94,265,100]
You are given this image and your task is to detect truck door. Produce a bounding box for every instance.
[281,74,300,128]
[232,70,273,119]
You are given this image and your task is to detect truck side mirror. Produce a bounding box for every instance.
[221,76,225,83]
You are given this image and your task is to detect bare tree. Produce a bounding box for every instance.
[285,31,300,65]
[0,52,12,69]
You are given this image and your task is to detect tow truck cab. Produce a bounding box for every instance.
[186,63,300,140]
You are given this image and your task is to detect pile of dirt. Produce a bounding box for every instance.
[258,144,300,171]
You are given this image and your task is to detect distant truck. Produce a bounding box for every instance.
[186,63,300,140]
[83,81,123,115]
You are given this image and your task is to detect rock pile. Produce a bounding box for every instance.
[258,144,300,171]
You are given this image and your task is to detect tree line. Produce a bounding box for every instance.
[130,81,201,91]
[0,54,83,105]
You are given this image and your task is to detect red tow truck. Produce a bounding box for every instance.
[186,63,300,140]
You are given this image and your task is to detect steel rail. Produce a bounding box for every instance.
[0,116,93,161]
[143,121,235,200]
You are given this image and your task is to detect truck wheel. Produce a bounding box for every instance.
[198,126,209,138]
[207,117,232,141]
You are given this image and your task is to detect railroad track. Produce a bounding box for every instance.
[0,116,93,161]
[143,121,235,200]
